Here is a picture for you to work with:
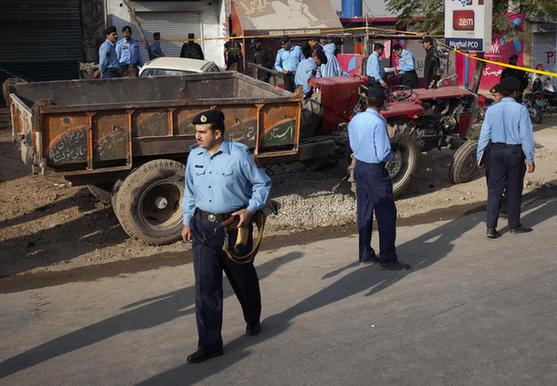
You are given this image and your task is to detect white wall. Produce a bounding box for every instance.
[106,0,227,67]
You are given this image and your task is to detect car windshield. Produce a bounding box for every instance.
[141,68,196,77]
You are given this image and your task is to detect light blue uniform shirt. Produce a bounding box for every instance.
[274,45,304,73]
[366,51,386,85]
[183,140,272,226]
[98,40,119,74]
[115,38,144,67]
[399,49,416,73]
[320,43,342,77]
[477,97,535,162]
[348,108,392,163]
[295,58,317,97]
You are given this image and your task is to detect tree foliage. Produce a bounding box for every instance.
[386,0,557,35]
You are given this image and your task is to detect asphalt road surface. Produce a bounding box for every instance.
[1,190,557,385]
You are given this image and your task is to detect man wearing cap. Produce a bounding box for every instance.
[274,36,305,92]
[476,77,535,239]
[181,109,272,363]
[393,44,417,89]
[295,47,327,99]
[98,26,121,78]
[115,26,144,77]
[348,88,411,270]
[148,32,165,60]
[366,43,387,89]
[180,33,205,60]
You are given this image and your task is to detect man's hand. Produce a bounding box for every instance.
[231,208,252,228]
[181,225,192,243]
[477,160,485,168]
[527,161,535,173]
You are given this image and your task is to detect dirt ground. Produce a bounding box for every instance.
[1,107,556,278]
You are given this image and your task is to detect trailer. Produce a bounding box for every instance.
[8,72,302,245]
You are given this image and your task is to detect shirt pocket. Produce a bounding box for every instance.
[192,169,206,186]
[217,167,235,187]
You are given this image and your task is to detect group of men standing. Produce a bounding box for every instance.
[99,26,144,78]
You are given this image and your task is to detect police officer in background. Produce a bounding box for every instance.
[348,88,411,270]
[476,77,535,239]
[98,26,121,78]
[274,35,305,92]
[181,33,205,60]
[148,32,165,60]
[500,54,529,103]
[366,43,387,89]
[181,110,272,363]
[115,26,144,77]
[393,44,417,89]
[295,47,327,99]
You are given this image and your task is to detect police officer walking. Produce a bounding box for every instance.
[98,26,121,78]
[476,77,535,239]
[181,110,272,363]
[115,26,144,77]
[348,88,411,270]
[366,43,387,89]
[274,36,305,92]
[393,44,417,89]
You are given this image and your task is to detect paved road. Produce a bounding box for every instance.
[1,192,557,385]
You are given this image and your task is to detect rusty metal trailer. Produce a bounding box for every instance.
[9,72,302,244]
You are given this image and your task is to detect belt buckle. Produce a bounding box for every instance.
[208,213,216,222]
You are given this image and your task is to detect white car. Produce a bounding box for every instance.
[139,57,221,77]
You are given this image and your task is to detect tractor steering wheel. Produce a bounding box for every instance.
[388,85,413,102]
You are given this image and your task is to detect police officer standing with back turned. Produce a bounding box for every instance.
[181,110,272,364]
[348,88,411,270]
[477,77,535,239]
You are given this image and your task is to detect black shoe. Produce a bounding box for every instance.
[380,261,411,270]
[246,322,261,336]
[187,348,223,364]
[361,256,379,265]
[509,225,533,233]
[486,228,501,239]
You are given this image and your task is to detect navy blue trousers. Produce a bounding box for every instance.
[191,212,261,351]
[354,160,398,263]
[486,143,526,229]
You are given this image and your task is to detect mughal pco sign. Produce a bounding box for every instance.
[445,0,493,51]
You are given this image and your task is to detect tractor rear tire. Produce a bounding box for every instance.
[115,159,185,245]
[348,134,419,198]
[449,139,480,184]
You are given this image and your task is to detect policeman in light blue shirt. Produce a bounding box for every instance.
[393,44,417,89]
[148,32,165,60]
[348,88,410,271]
[181,109,271,364]
[274,35,305,92]
[366,43,387,88]
[295,48,327,98]
[98,26,121,78]
[476,77,535,239]
[115,26,144,77]
[320,41,342,77]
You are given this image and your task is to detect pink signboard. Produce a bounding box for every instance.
[338,54,364,76]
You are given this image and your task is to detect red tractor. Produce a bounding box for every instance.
[310,76,479,197]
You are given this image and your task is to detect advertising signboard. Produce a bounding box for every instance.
[444,0,493,51]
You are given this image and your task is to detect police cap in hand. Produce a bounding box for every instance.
[192,109,225,131]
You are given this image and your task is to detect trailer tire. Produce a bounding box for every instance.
[116,159,185,245]
[348,133,418,198]
[87,184,112,204]
[449,140,480,184]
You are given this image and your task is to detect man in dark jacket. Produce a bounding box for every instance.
[253,39,274,83]
[422,37,440,89]
[500,54,529,102]
[180,33,204,60]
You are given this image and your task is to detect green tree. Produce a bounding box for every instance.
[386,0,557,35]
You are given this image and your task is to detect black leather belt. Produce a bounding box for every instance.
[196,209,234,223]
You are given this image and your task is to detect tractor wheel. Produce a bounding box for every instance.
[347,133,418,198]
[115,159,185,245]
[532,107,543,124]
[449,140,480,184]
[87,184,112,204]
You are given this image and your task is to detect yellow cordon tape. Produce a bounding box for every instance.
[160,24,557,78]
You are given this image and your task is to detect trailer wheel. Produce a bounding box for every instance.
[87,184,112,204]
[116,159,185,245]
[348,133,418,198]
[449,140,480,184]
